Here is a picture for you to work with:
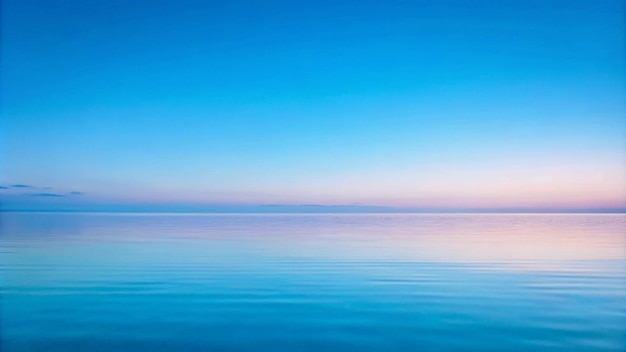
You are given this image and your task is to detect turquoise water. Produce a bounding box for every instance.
[2,213,625,351]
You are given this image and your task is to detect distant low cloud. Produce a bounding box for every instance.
[1,183,84,197]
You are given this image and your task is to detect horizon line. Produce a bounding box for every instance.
[1,209,624,214]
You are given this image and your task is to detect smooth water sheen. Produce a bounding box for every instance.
[1,213,625,351]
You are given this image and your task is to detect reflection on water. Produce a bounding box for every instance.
[2,213,625,351]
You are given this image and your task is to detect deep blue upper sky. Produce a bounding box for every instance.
[1,0,624,211]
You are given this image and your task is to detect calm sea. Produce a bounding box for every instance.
[1,213,625,351]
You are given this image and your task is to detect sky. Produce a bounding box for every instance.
[1,0,625,212]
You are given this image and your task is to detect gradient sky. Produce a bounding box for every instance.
[1,0,625,211]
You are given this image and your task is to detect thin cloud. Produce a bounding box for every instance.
[3,184,84,196]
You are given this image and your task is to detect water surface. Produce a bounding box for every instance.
[2,213,625,351]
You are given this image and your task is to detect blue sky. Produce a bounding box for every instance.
[1,0,625,212]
